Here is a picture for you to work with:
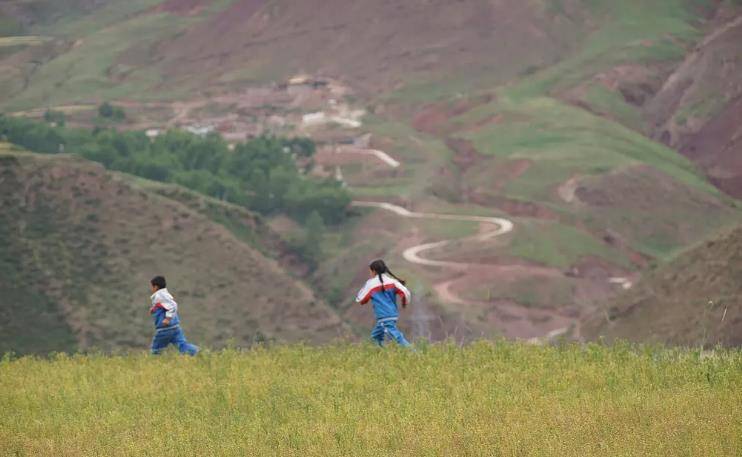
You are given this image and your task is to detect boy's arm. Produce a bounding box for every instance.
[161,300,176,326]
[151,295,177,325]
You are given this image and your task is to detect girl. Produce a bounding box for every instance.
[355,259,412,347]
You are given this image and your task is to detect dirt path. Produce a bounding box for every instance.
[351,192,575,342]
[351,201,514,266]
[434,277,573,342]
[335,146,401,168]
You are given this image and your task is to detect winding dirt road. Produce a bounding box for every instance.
[345,149,578,341]
[336,147,402,168]
[351,201,513,268]
[351,199,575,341]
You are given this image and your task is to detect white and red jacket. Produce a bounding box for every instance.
[150,288,180,329]
[355,274,411,320]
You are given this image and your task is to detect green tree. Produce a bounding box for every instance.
[98,102,114,118]
[98,102,126,121]
[43,110,66,127]
[0,115,350,224]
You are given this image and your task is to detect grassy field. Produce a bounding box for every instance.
[1,342,740,456]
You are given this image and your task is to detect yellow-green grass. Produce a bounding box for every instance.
[1,343,740,456]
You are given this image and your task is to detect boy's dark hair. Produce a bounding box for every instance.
[151,276,167,290]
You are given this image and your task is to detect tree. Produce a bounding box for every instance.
[0,115,350,224]
[98,102,126,121]
[98,102,114,118]
[284,137,316,158]
[43,110,66,127]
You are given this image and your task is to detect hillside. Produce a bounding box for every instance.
[1,0,741,347]
[0,146,345,354]
[584,225,742,347]
[0,0,585,109]
[645,5,742,197]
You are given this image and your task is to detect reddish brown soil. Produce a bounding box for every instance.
[155,0,580,94]
[681,97,742,197]
[412,94,493,135]
[575,165,727,212]
[445,137,483,171]
[458,114,504,133]
[644,11,742,197]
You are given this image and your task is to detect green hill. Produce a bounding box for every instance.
[0,146,346,354]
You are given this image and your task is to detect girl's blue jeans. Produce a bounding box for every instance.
[151,325,199,355]
[371,318,411,347]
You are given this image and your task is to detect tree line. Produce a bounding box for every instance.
[0,114,350,225]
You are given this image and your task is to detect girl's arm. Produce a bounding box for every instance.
[395,280,412,307]
[355,280,374,305]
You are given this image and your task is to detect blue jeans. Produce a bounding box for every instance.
[371,318,411,347]
[151,325,199,355]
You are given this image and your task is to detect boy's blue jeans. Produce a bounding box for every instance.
[151,325,199,355]
[371,318,411,347]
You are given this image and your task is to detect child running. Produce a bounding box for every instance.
[149,276,199,355]
[355,259,412,347]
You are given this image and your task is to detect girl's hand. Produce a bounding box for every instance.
[162,318,171,326]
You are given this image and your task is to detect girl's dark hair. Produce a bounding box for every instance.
[369,259,407,307]
[151,276,167,290]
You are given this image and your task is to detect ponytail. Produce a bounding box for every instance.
[369,259,407,307]
[386,269,406,286]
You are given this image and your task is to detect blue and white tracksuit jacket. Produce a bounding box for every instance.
[150,288,198,355]
[355,274,412,347]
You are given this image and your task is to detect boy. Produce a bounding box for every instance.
[149,276,199,355]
